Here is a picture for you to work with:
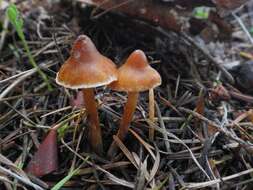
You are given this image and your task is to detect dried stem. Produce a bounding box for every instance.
[148,88,155,141]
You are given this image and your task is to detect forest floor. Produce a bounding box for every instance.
[0,0,253,189]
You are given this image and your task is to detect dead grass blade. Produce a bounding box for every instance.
[152,123,211,180]
[132,152,150,181]
[0,154,28,180]
[61,137,135,188]
[134,156,148,190]
[0,165,44,190]
[129,128,156,160]
[77,161,131,175]
[148,88,155,141]
[112,135,138,168]
[155,102,171,153]
[179,107,253,154]
[106,172,135,189]
[147,144,160,186]
[185,168,253,189]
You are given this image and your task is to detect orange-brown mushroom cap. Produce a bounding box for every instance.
[56,35,117,89]
[110,50,161,92]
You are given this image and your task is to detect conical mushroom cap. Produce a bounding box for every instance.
[110,50,161,92]
[56,35,117,89]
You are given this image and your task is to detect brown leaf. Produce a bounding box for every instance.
[247,109,253,123]
[26,129,58,177]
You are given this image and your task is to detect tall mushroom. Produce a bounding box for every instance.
[108,50,161,156]
[56,35,117,154]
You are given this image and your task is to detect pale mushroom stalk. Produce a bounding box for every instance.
[82,88,103,154]
[148,88,155,141]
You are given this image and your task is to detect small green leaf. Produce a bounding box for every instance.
[57,124,69,139]
[51,159,88,190]
[7,4,18,23]
[193,7,210,20]
[51,169,78,190]
[6,4,24,40]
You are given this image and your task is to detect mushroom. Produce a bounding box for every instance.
[56,35,117,154]
[108,50,161,156]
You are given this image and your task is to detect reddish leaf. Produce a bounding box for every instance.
[195,95,205,116]
[26,129,58,177]
[209,84,230,102]
[207,124,219,136]
[194,95,205,139]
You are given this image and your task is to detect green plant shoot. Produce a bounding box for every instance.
[51,159,88,190]
[193,6,210,20]
[6,3,52,91]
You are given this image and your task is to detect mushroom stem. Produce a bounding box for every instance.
[117,92,139,140]
[108,92,138,157]
[82,88,103,154]
[148,88,155,141]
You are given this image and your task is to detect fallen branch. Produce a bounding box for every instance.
[79,0,250,33]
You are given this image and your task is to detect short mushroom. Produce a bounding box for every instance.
[56,35,117,154]
[108,50,161,156]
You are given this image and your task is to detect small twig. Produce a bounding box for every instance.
[40,106,72,118]
[91,0,134,19]
[0,16,9,51]
[148,88,155,141]
[179,107,253,154]
[61,138,135,188]
[0,69,34,84]
[178,31,234,84]
[152,119,211,180]
[232,12,253,45]
[185,168,253,189]
[0,70,36,100]
[0,61,55,100]
[229,90,253,103]
[155,101,171,153]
